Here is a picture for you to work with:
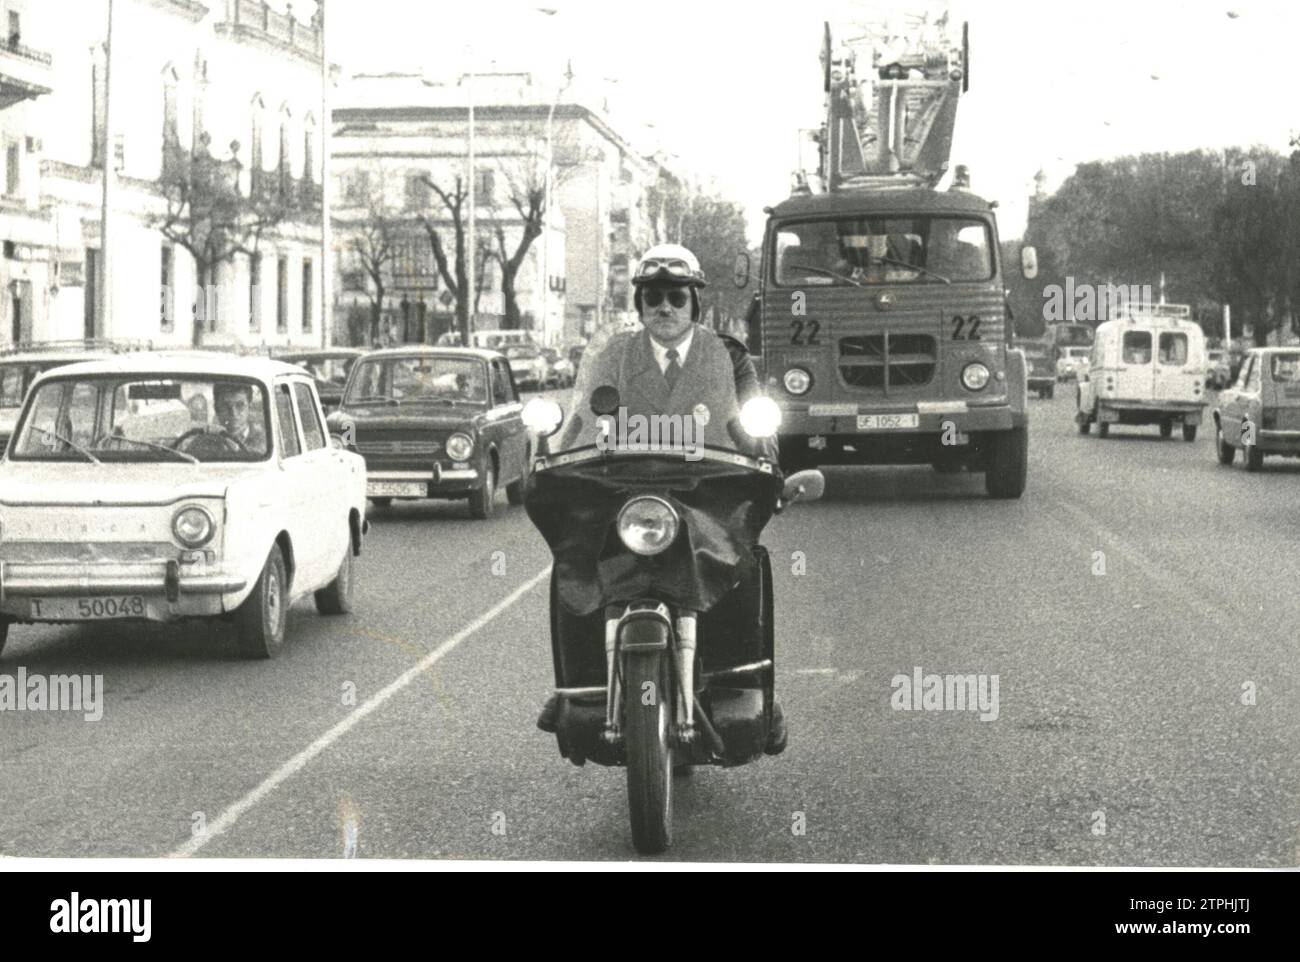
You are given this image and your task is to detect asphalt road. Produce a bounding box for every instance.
[2,387,1297,864]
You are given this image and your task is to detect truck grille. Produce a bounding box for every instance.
[839,334,936,389]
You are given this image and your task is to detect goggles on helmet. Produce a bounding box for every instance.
[632,257,704,286]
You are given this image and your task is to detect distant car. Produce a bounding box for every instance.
[329,347,531,519]
[540,347,574,388]
[1056,346,1091,382]
[0,349,115,452]
[0,354,368,660]
[1019,341,1055,398]
[1204,350,1230,390]
[502,345,548,391]
[275,348,363,412]
[1212,348,1300,471]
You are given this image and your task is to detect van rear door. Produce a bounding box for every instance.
[1153,330,1199,403]
[1115,328,1155,400]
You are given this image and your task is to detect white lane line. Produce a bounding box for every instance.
[170,565,551,858]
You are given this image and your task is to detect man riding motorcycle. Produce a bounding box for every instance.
[537,243,787,754]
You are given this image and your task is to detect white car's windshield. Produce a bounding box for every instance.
[11,375,272,462]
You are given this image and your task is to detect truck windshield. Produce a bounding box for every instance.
[775,216,993,286]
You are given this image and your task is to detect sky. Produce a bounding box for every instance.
[326,0,1299,243]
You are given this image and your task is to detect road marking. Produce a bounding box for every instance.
[169,565,551,858]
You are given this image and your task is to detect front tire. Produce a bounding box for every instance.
[314,536,355,615]
[1159,420,1173,439]
[1182,423,1197,442]
[505,448,530,505]
[1097,422,1110,438]
[984,426,1028,499]
[468,461,497,519]
[235,544,289,659]
[1216,424,1235,465]
[624,650,673,854]
[1245,443,1264,472]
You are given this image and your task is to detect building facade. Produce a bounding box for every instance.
[333,72,669,348]
[2,0,326,352]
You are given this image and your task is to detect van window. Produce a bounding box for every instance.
[1234,356,1253,391]
[1158,333,1188,366]
[1122,331,1152,365]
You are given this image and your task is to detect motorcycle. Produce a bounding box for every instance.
[522,387,825,854]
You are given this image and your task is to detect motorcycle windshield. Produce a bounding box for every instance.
[530,320,782,614]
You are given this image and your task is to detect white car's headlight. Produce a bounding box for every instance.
[173,505,214,548]
[961,362,991,391]
[617,496,679,556]
[446,433,475,461]
[739,396,782,438]
[521,397,564,436]
[783,368,812,395]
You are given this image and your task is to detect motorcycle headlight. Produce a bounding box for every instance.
[617,496,680,556]
[173,505,214,548]
[521,397,564,436]
[739,396,782,438]
[961,362,991,391]
[783,368,812,395]
[446,433,475,461]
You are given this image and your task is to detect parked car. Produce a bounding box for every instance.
[0,354,367,660]
[502,345,548,391]
[1055,346,1091,382]
[1019,340,1055,398]
[0,347,119,451]
[1076,309,1206,440]
[329,347,530,519]
[1212,348,1300,470]
[275,348,363,412]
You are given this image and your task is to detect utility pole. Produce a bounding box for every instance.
[465,67,475,344]
[97,0,115,340]
[542,61,573,347]
[319,0,331,347]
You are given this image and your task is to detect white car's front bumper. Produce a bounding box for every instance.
[0,559,247,622]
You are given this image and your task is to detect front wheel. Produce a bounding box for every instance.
[467,461,497,520]
[235,544,289,659]
[1245,444,1264,472]
[505,448,530,505]
[1182,423,1197,442]
[1159,420,1173,439]
[984,426,1028,499]
[1097,422,1110,439]
[1216,424,1235,465]
[624,650,673,854]
[314,535,355,615]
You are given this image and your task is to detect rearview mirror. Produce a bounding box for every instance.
[732,252,751,289]
[1021,245,1038,280]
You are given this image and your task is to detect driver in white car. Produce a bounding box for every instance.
[212,382,268,452]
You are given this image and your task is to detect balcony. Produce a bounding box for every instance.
[216,0,323,66]
[0,36,53,110]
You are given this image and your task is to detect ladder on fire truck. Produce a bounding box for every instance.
[812,4,969,192]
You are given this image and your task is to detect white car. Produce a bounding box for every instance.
[0,355,368,659]
[1056,347,1091,381]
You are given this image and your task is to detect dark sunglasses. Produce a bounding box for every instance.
[643,288,689,309]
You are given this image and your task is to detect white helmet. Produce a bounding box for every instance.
[631,243,707,288]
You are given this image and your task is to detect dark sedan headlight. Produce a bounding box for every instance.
[446,433,475,461]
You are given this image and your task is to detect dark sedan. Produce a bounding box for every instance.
[327,348,530,519]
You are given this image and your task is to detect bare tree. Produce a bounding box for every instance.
[155,136,295,346]
[343,177,401,345]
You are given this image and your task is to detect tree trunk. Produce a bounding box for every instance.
[191,261,212,347]
[501,263,521,329]
[370,284,384,346]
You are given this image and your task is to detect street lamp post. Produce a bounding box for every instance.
[98,0,115,340]
[542,61,573,348]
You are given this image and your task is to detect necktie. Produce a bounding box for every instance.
[664,349,681,392]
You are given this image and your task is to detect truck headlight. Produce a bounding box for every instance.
[783,368,812,395]
[617,496,679,556]
[446,433,475,461]
[173,505,214,548]
[961,362,991,391]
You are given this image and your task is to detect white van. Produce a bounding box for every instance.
[469,330,535,352]
[1076,306,1207,440]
